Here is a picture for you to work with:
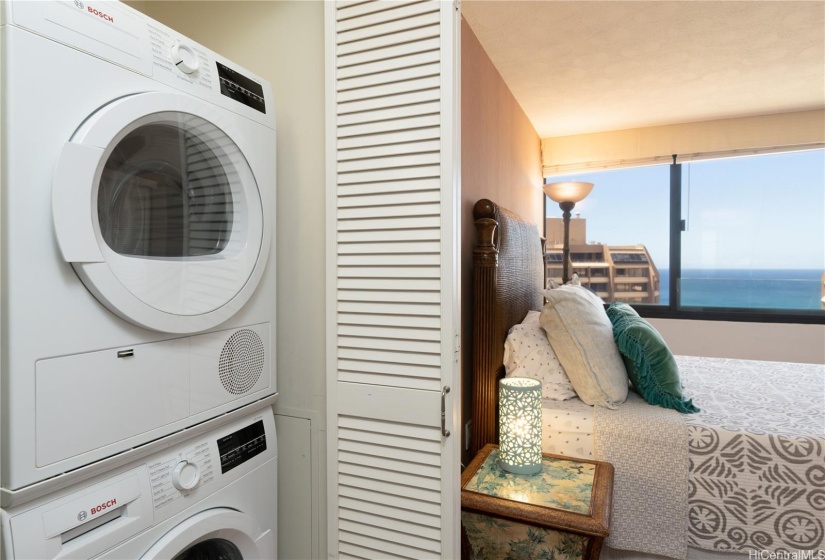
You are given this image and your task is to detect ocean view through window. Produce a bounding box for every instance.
[545,149,825,321]
[679,151,824,312]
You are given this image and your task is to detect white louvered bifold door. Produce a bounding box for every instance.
[326,1,460,559]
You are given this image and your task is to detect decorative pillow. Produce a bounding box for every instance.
[606,303,699,413]
[539,285,628,409]
[520,309,542,328]
[546,273,581,291]
[503,311,577,401]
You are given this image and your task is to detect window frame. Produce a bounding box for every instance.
[543,157,825,325]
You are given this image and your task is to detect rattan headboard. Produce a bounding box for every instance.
[470,199,545,456]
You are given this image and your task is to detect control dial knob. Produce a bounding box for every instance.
[172,460,201,492]
[171,42,199,74]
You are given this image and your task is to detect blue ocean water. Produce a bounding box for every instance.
[658,269,824,310]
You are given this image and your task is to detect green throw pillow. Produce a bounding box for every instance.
[606,303,699,414]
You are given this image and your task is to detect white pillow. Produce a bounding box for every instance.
[540,285,628,409]
[503,311,577,401]
[520,309,542,328]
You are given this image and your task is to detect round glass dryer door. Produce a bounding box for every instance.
[53,92,271,334]
[172,539,243,560]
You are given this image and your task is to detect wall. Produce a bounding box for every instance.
[460,18,543,465]
[650,319,825,364]
[542,109,825,175]
[131,2,326,558]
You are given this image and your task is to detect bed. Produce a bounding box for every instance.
[469,198,825,559]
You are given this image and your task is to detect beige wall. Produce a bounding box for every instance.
[542,109,825,175]
[460,18,543,463]
[132,2,326,558]
[650,319,825,364]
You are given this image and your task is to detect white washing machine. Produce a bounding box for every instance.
[1,409,277,560]
[0,0,277,501]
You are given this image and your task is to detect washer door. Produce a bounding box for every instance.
[141,509,273,559]
[53,92,271,334]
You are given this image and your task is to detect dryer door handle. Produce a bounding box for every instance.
[52,142,105,263]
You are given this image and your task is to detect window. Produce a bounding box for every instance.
[545,164,670,305]
[680,151,824,313]
[545,149,825,323]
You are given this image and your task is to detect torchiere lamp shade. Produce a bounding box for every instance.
[543,181,593,203]
[498,377,543,474]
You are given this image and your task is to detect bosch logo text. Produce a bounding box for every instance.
[90,498,117,515]
[87,6,114,23]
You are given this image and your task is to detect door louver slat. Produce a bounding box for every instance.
[335,1,437,33]
[338,138,440,160]
[337,14,440,49]
[337,75,440,104]
[337,0,426,22]
[336,24,438,57]
[338,37,440,70]
[337,323,440,341]
[337,63,439,92]
[337,101,440,128]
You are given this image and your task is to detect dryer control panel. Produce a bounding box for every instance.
[216,62,266,114]
[6,0,275,128]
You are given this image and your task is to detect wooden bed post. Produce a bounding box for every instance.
[471,200,499,456]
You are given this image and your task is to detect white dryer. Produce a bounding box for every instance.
[0,0,277,499]
[1,409,277,560]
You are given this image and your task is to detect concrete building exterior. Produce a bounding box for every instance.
[546,217,661,304]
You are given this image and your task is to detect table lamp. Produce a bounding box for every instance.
[498,377,542,474]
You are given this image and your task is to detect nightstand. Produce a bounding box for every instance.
[461,444,614,560]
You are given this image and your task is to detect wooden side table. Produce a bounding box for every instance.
[461,444,614,560]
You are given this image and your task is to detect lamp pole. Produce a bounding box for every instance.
[543,181,593,286]
[560,201,575,284]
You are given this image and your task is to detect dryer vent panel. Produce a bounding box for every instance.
[219,329,265,395]
[189,322,272,415]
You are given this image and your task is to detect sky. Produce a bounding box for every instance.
[546,149,825,270]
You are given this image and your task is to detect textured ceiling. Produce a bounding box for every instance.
[462,1,825,138]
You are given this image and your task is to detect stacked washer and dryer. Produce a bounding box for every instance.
[1,1,278,558]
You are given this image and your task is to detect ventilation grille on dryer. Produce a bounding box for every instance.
[219,329,265,395]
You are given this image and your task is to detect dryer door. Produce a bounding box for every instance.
[53,92,271,334]
[141,508,274,559]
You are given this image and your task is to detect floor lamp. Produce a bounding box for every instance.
[543,181,594,285]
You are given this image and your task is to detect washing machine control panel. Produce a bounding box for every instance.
[148,440,214,509]
[2,410,276,560]
[170,42,199,74]
[172,460,201,491]
[217,419,267,473]
[145,412,273,516]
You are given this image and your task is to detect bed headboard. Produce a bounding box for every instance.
[470,199,545,456]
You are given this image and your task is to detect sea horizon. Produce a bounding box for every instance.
[657,268,824,310]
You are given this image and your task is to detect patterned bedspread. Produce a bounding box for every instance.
[593,356,824,559]
[679,356,825,554]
